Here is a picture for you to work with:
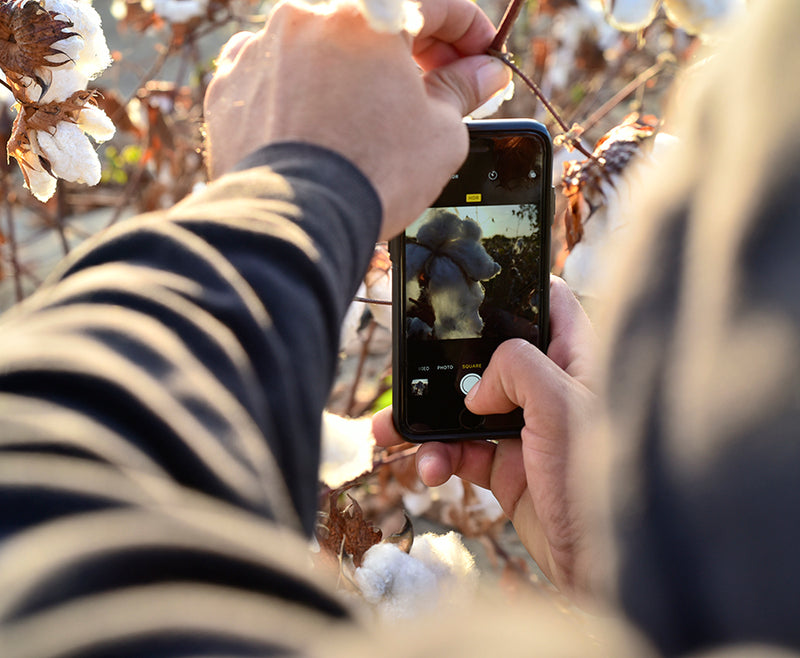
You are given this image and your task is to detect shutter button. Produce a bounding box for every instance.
[459,373,481,395]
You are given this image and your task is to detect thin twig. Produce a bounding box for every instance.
[489,52,596,161]
[489,0,526,54]
[53,186,71,256]
[353,296,391,306]
[2,178,24,303]
[376,444,420,467]
[346,319,377,416]
[580,58,667,134]
[122,47,171,109]
[104,162,149,230]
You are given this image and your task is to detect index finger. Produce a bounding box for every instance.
[371,406,405,448]
[413,0,498,69]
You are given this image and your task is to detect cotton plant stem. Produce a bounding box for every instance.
[353,296,391,305]
[346,319,378,416]
[486,0,594,159]
[488,0,596,161]
[490,52,597,161]
[2,178,24,303]
[489,0,525,54]
[580,58,666,133]
[54,186,71,256]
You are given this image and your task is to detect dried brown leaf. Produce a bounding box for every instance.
[318,492,382,568]
[115,1,163,33]
[559,113,658,250]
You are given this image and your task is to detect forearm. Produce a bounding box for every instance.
[0,142,380,535]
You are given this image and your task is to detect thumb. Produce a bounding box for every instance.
[465,338,576,419]
[423,55,511,117]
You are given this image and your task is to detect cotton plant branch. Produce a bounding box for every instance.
[487,0,596,160]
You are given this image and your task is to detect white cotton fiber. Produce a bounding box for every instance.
[319,412,376,489]
[355,531,477,620]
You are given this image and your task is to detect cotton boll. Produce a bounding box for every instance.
[319,412,376,488]
[355,532,477,620]
[152,0,209,23]
[409,531,477,586]
[469,485,505,522]
[562,132,679,301]
[440,237,501,281]
[41,69,90,103]
[416,210,479,249]
[579,0,622,50]
[37,122,101,185]
[43,0,113,79]
[406,316,433,339]
[355,543,439,620]
[353,0,424,34]
[601,0,661,31]
[427,258,487,338]
[78,104,115,143]
[24,162,58,202]
[401,475,465,516]
[409,210,501,339]
[404,242,432,284]
[662,0,745,37]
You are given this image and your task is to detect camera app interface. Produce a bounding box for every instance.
[399,129,550,436]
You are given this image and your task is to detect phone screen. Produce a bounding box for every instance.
[392,120,552,440]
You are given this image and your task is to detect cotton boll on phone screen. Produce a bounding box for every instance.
[392,121,552,440]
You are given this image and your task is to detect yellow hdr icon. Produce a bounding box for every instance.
[466,193,482,203]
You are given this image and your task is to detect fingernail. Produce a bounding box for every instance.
[464,378,481,405]
[417,452,435,484]
[476,57,512,98]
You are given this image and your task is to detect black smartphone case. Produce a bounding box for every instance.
[390,118,553,442]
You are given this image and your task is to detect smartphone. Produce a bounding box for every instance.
[390,118,553,442]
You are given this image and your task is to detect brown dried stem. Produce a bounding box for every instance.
[352,295,391,305]
[346,319,377,416]
[1,177,24,302]
[487,0,595,160]
[580,58,667,133]
[488,0,525,54]
[489,51,596,161]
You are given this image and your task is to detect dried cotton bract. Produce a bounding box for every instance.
[1,0,115,201]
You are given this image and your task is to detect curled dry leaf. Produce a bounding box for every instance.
[317,492,382,568]
[560,113,658,250]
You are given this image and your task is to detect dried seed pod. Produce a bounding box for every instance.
[560,113,658,250]
[0,1,77,98]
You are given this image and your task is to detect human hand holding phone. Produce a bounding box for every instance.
[374,276,599,599]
